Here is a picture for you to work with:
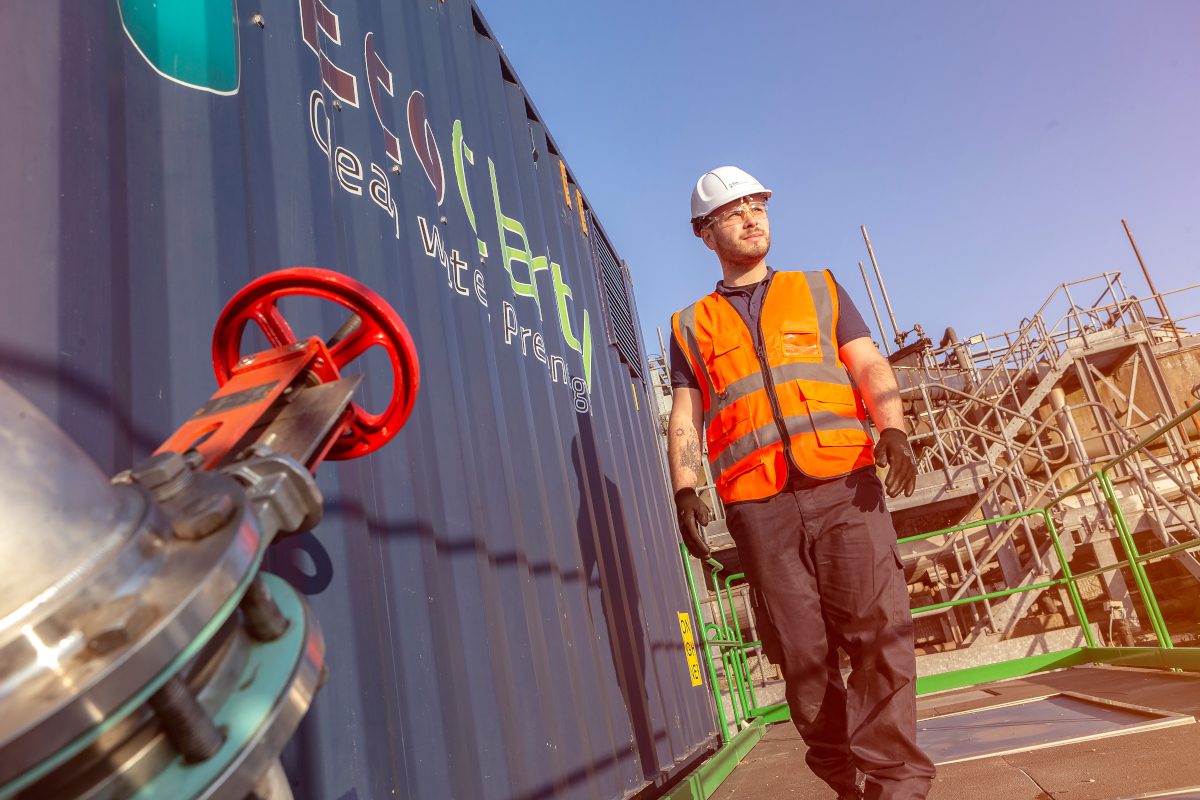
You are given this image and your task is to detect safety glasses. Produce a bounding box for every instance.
[706,198,768,229]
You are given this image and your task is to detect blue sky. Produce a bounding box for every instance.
[476,2,1200,357]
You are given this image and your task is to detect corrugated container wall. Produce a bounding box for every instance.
[0,2,717,798]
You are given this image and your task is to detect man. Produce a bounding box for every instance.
[668,166,935,800]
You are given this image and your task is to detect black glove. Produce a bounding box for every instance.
[674,487,713,559]
[875,427,917,498]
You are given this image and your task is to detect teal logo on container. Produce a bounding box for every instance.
[117,0,240,95]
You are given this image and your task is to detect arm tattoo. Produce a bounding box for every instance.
[682,437,703,478]
[670,425,705,487]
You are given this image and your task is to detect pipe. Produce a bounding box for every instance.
[917,381,955,486]
[938,326,977,391]
[1121,219,1170,320]
[860,225,902,347]
[858,261,891,355]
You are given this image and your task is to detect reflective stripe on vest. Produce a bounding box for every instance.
[671,270,875,503]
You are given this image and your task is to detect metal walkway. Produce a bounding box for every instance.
[710,664,1200,800]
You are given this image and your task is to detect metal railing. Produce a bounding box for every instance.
[907,275,1200,471]
[880,273,1200,640]
[906,398,1200,637]
[684,397,1200,739]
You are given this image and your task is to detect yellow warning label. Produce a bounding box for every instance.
[678,612,703,687]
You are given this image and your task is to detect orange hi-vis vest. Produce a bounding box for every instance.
[671,270,876,504]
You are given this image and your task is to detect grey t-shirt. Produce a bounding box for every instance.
[670,268,872,390]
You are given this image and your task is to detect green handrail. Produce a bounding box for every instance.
[704,560,751,731]
[722,573,764,716]
[682,546,730,742]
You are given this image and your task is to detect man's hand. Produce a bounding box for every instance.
[674,487,713,559]
[875,428,917,498]
[839,338,914,498]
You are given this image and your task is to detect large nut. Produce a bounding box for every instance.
[130,451,192,501]
[81,596,159,655]
[173,493,237,540]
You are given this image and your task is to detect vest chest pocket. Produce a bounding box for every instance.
[802,382,870,447]
[704,331,751,396]
[780,321,822,361]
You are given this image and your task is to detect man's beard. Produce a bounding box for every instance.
[716,233,770,267]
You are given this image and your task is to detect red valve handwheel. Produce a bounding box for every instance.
[212,267,420,460]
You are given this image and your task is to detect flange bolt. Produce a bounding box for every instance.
[150,676,226,763]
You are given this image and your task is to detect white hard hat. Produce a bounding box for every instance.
[690,166,772,223]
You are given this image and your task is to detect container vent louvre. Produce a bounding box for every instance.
[592,221,643,379]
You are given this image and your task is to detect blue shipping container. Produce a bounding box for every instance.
[0,2,717,798]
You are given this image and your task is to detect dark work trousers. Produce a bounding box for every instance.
[725,469,935,800]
